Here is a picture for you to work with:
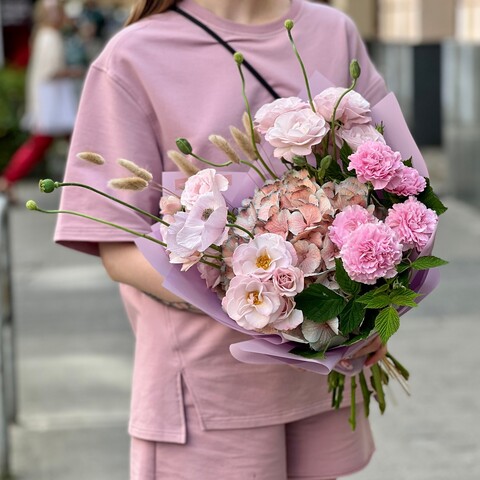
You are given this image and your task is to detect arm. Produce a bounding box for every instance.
[98,241,190,304]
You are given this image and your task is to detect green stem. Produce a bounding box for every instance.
[287,29,316,112]
[32,206,167,247]
[349,376,357,430]
[358,371,371,418]
[386,352,410,380]
[58,182,167,225]
[371,364,386,414]
[191,153,232,168]
[236,62,278,179]
[226,223,255,239]
[330,77,358,161]
[239,160,266,182]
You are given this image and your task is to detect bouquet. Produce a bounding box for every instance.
[28,20,447,429]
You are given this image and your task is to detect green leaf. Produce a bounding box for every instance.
[374,306,400,344]
[417,180,448,215]
[339,141,354,175]
[410,255,449,270]
[356,290,392,309]
[396,261,411,274]
[338,298,365,335]
[325,156,344,181]
[289,345,326,359]
[403,157,413,168]
[335,258,361,295]
[295,283,346,323]
[389,287,421,307]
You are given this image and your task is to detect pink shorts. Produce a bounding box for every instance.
[130,388,374,480]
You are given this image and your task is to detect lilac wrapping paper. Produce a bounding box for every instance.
[135,82,441,377]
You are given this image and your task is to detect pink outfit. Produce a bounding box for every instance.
[55,0,387,447]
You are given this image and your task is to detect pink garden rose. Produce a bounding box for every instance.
[232,233,297,280]
[340,124,385,151]
[348,141,403,190]
[340,222,403,284]
[180,168,229,211]
[222,276,282,330]
[254,97,308,134]
[270,298,304,331]
[385,165,426,196]
[271,266,305,297]
[160,195,182,215]
[385,197,438,251]
[329,204,378,249]
[314,87,371,129]
[265,108,329,161]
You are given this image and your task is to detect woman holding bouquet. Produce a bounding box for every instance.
[55,0,388,478]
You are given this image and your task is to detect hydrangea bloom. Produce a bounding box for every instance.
[341,222,403,284]
[385,197,438,251]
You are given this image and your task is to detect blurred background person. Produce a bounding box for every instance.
[0,0,84,202]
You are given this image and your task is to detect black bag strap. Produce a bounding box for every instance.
[172,5,281,100]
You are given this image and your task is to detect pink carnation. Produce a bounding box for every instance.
[341,222,403,284]
[221,276,283,331]
[329,205,378,249]
[254,97,308,134]
[340,124,386,151]
[265,109,329,161]
[385,165,426,196]
[385,197,438,251]
[348,141,403,190]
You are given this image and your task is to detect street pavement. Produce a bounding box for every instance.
[5,148,480,479]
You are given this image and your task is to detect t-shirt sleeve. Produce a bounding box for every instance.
[344,16,388,106]
[54,64,163,256]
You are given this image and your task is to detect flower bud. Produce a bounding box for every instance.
[39,178,57,193]
[25,200,38,211]
[233,52,244,65]
[320,155,332,171]
[176,138,193,155]
[284,19,294,31]
[349,59,361,80]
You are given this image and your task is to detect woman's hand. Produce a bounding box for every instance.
[351,336,387,367]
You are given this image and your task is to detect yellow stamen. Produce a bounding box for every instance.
[256,253,271,270]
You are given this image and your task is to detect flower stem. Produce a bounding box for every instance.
[349,376,357,430]
[57,182,167,225]
[235,60,278,180]
[330,77,358,161]
[286,28,316,112]
[30,205,167,247]
[190,153,233,168]
[239,160,266,182]
[226,222,255,239]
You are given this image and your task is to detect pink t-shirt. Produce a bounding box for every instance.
[55,0,388,443]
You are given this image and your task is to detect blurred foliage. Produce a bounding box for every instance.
[0,67,29,170]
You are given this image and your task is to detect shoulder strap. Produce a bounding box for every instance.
[172,5,280,100]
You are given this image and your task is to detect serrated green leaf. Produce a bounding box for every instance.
[374,306,400,344]
[335,258,361,295]
[417,180,448,215]
[410,255,449,270]
[295,283,346,323]
[396,261,411,274]
[390,287,420,307]
[363,294,392,309]
[338,298,365,335]
[356,290,377,304]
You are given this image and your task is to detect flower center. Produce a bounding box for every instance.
[202,208,214,221]
[248,291,262,306]
[256,253,271,270]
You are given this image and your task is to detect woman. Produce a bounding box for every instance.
[55,1,387,478]
[0,0,82,201]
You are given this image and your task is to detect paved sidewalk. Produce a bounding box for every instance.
[6,148,480,479]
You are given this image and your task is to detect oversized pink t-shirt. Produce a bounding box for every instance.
[55,0,388,443]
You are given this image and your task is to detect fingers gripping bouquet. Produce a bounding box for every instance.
[29,20,447,429]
